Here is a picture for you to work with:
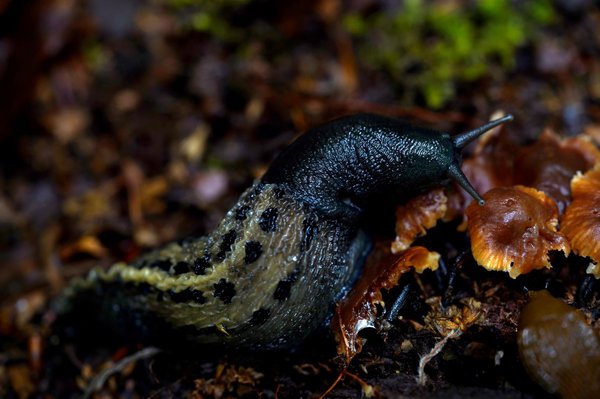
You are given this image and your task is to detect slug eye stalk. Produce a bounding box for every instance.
[452,114,514,149]
[449,114,514,205]
[448,163,485,205]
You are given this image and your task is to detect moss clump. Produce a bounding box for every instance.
[168,0,252,42]
[344,0,555,108]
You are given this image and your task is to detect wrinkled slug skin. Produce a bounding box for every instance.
[56,113,511,349]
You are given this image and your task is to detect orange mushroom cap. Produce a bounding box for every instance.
[466,186,570,278]
[391,189,447,253]
[560,165,600,275]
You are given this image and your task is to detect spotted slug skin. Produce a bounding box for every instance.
[58,113,512,349]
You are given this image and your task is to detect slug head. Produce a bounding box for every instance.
[445,114,514,205]
[383,114,513,206]
[262,113,513,221]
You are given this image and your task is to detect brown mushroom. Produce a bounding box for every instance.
[466,186,570,278]
[391,188,447,253]
[560,165,600,275]
[514,129,600,213]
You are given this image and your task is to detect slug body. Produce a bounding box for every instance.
[59,113,512,349]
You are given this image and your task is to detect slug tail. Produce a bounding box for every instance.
[51,271,181,347]
[452,114,513,149]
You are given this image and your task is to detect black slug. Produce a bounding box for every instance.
[57,113,513,349]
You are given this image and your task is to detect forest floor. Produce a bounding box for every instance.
[1,1,599,398]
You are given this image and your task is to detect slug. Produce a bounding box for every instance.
[57,113,513,349]
[517,290,600,399]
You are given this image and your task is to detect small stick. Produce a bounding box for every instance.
[417,329,461,386]
[83,346,162,399]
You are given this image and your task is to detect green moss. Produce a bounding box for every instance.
[166,0,556,108]
[343,0,556,108]
[167,0,252,42]
[82,40,108,72]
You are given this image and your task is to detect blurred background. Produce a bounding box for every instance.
[1,0,599,396]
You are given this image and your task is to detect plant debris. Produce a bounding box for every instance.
[333,246,439,363]
[192,363,264,399]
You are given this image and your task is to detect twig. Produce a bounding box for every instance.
[417,329,461,386]
[318,369,346,399]
[345,371,378,398]
[83,346,161,399]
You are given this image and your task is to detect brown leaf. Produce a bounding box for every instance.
[333,247,439,363]
[7,363,35,399]
[59,235,107,261]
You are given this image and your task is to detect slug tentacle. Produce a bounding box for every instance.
[56,112,512,349]
[447,163,485,205]
[452,114,514,149]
